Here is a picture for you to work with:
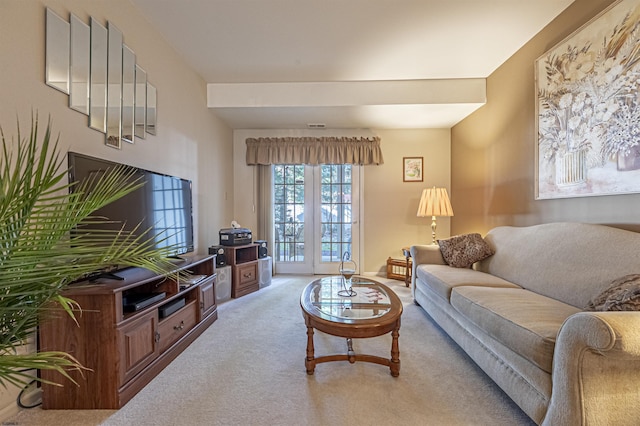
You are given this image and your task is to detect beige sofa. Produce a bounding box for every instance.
[410,222,640,426]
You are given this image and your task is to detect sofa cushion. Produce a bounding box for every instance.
[438,233,494,268]
[451,286,581,373]
[416,264,521,302]
[586,274,640,311]
[476,223,640,309]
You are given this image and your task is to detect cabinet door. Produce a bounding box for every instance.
[233,261,259,297]
[199,277,216,319]
[118,310,159,385]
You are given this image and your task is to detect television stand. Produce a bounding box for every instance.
[39,254,218,409]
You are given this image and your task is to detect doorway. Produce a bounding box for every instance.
[272,164,360,274]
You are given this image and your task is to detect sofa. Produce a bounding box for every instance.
[410,222,640,426]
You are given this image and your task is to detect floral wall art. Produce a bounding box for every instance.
[536,0,640,199]
[403,157,423,182]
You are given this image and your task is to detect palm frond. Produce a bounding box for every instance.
[0,114,178,388]
[0,351,87,389]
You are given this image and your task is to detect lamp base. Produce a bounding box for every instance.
[431,216,437,245]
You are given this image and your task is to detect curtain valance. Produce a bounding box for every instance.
[245,136,384,165]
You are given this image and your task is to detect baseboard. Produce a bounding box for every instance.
[362,271,386,277]
[0,380,41,422]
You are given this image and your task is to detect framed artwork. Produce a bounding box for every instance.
[403,157,423,182]
[535,0,640,199]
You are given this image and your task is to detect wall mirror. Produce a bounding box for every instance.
[122,45,136,143]
[134,65,147,139]
[69,14,90,115]
[106,22,123,149]
[89,18,107,132]
[45,12,158,142]
[146,83,157,135]
[45,8,70,94]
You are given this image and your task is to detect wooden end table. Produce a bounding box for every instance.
[300,276,403,377]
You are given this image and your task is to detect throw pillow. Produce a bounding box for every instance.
[437,233,494,268]
[586,274,640,311]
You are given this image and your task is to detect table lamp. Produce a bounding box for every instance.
[416,187,454,244]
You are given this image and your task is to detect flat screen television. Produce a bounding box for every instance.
[68,152,195,262]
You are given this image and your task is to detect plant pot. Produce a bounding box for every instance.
[617,145,640,171]
[555,149,587,187]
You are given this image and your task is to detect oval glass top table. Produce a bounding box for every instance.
[300,276,403,377]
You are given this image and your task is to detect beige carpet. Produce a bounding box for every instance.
[8,275,534,426]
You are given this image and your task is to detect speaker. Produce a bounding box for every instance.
[208,245,227,267]
[255,240,268,258]
[216,266,232,302]
[258,256,272,288]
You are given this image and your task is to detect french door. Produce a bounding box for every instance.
[273,164,360,275]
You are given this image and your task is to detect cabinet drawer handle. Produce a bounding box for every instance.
[243,272,252,278]
[173,320,185,331]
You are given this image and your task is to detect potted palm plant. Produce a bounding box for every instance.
[0,115,178,390]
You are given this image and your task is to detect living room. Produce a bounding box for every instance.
[6,0,637,274]
[2,0,637,424]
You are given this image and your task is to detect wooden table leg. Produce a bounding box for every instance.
[389,320,401,377]
[305,323,316,375]
[346,338,356,364]
[405,260,410,287]
[403,247,411,287]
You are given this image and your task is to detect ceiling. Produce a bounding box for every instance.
[129,0,575,130]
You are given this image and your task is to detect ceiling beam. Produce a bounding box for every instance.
[207,79,486,108]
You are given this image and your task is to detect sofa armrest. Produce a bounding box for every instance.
[410,245,445,291]
[543,312,640,426]
[410,245,445,266]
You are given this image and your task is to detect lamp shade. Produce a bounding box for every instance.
[417,187,454,217]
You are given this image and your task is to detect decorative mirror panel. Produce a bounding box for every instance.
[69,14,90,115]
[106,22,123,149]
[122,45,135,143]
[146,83,157,135]
[45,10,158,145]
[45,8,70,94]
[135,65,147,139]
[89,18,107,132]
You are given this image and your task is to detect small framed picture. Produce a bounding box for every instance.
[403,157,423,182]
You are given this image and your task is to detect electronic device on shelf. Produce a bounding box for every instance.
[179,274,207,290]
[158,297,186,319]
[255,240,268,258]
[182,274,207,285]
[123,292,166,312]
[208,245,227,266]
[219,228,252,246]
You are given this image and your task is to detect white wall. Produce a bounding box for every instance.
[364,129,451,273]
[232,128,451,275]
[0,0,233,418]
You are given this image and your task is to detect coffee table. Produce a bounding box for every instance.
[300,276,403,376]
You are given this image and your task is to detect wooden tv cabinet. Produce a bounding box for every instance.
[225,244,259,298]
[39,255,218,409]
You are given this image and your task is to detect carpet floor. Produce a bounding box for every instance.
[8,275,535,426]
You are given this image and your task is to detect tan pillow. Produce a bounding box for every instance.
[437,233,494,268]
[586,274,640,311]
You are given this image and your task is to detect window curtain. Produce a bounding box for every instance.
[257,165,274,276]
[245,136,384,165]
